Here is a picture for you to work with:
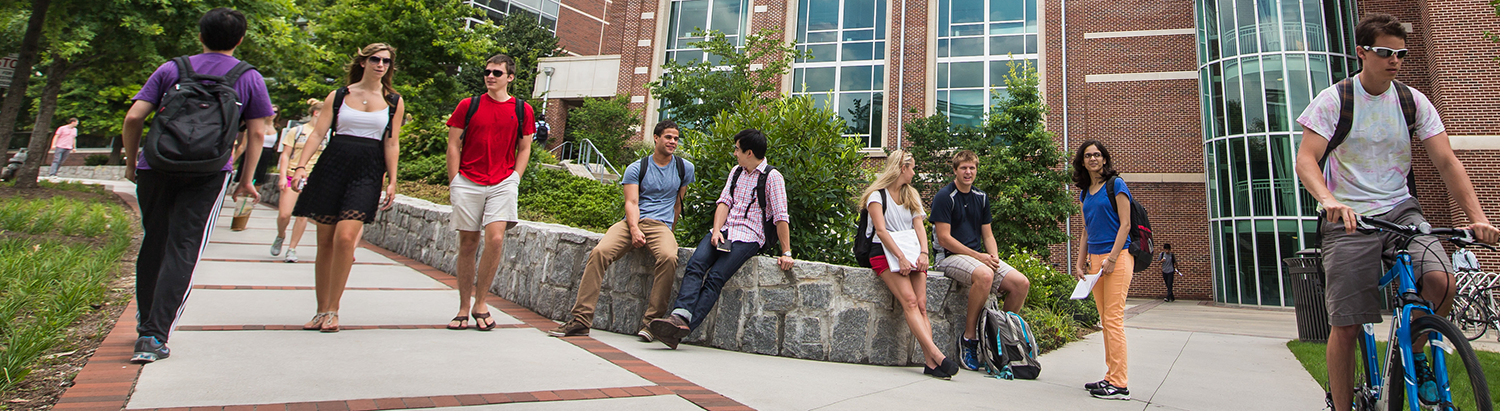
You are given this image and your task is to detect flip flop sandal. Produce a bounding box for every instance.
[447,315,470,330]
[473,312,496,331]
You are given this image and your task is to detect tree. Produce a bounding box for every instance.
[455,12,561,104]
[646,28,805,131]
[677,93,866,265]
[905,62,1076,256]
[567,94,640,167]
[0,0,52,156]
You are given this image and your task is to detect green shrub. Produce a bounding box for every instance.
[566,95,641,167]
[84,154,109,166]
[1009,252,1099,328]
[402,155,449,185]
[677,93,866,265]
[1020,306,1078,353]
[518,167,623,231]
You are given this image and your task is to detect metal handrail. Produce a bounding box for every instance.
[548,139,618,183]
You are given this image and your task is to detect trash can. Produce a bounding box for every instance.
[1283,249,1329,343]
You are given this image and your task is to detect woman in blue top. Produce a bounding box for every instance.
[1071,140,1133,400]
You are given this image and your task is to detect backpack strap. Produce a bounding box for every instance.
[331,87,350,135]
[383,93,401,140]
[752,166,775,221]
[1320,77,1358,169]
[675,155,687,188]
[1393,81,1420,195]
[729,166,744,216]
[220,62,255,90]
[635,155,650,186]
[515,98,527,143]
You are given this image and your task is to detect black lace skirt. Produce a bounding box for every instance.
[292,135,386,225]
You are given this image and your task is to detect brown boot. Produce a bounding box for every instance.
[547,320,589,337]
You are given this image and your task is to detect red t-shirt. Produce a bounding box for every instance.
[445,94,536,185]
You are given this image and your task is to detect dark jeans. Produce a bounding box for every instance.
[1163,270,1176,300]
[135,169,231,342]
[672,232,760,331]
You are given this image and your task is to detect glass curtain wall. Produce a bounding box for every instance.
[936,0,1039,129]
[1196,0,1358,306]
[468,0,561,31]
[665,0,751,65]
[791,0,887,148]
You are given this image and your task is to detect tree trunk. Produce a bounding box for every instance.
[109,135,122,165]
[14,59,68,189]
[0,0,52,155]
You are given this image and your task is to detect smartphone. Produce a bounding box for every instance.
[715,230,731,252]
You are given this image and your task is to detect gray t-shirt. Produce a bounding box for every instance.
[621,156,696,228]
[1160,252,1176,273]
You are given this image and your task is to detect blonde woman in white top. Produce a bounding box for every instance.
[859,150,954,379]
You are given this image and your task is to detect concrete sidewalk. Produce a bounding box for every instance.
[55,179,1327,410]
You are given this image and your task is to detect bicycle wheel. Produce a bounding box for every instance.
[1384,316,1492,411]
[1451,294,1490,341]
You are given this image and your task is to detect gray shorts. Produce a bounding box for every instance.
[935,254,1016,293]
[1321,198,1452,327]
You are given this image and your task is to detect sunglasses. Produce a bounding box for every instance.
[1361,46,1408,59]
[483,69,511,77]
[366,56,393,66]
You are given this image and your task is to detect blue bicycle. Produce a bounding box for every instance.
[1339,216,1493,411]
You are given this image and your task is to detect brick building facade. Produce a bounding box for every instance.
[520,0,1500,306]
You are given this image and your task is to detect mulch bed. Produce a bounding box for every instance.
[1,183,140,410]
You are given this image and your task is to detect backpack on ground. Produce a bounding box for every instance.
[976,301,1041,380]
[852,189,888,267]
[728,165,780,255]
[1105,177,1153,272]
[141,56,256,173]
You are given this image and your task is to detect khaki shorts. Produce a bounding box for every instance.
[450,172,519,231]
[1321,198,1452,327]
[935,254,1016,293]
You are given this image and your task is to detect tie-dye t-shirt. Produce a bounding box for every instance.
[1295,75,1444,216]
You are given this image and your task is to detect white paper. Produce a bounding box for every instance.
[881,229,922,267]
[1070,271,1103,300]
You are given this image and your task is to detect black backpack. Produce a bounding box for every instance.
[975,301,1041,379]
[632,155,689,203]
[142,56,256,173]
[457,94,528,144]
[1104,177,1153,272]
[330,87,401,141]
[728,164,781,255]
[852,189,888,267]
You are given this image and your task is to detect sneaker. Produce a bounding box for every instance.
[130,336,170,364]
[1414,352,1438,404]
[959,338,982,371]
[271,236,284,256]
[1089,380,1129,400]
[1085,379,1109,390]
[547,321,589,337]
[284,249,298,263]
[637,327,655,342]
[648,314,690,350]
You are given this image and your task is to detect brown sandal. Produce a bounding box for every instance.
[447,315,470,330]
[473,312,495,331]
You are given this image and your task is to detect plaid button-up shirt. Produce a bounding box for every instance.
[716,160,789,247]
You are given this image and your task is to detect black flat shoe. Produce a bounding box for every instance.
[939,357,960,377]
[923,364,952,380]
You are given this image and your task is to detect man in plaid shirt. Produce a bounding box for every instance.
[648,128,794,349]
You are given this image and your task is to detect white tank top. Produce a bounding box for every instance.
[336,102,390,140]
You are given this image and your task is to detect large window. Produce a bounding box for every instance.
[936,0,1038,129]
[468,0,560,31]
[665,0,750,65]
[791,0,887,148]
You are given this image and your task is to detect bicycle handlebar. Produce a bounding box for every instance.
[1356,215,1498,251]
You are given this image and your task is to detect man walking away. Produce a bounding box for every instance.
[1159,244,1178,302]
[47,118,79,177]
[120,7,274,363]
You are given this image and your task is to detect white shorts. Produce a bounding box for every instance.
[450,172,519,231]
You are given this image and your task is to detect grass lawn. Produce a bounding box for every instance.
[1288,339,1500,409]
[0,180,135,400]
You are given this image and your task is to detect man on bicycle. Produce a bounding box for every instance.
[1294,13,1499,411]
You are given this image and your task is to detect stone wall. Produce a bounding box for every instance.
[52,165,126,180]
[260,183,969,366]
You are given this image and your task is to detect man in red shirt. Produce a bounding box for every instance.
[444,53,535,331]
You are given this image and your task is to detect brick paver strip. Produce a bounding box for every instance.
[202,258,395,266]
[172,324,529,332]
[53,301,143,411]
[193,286,440,291]
[359,242,755,410]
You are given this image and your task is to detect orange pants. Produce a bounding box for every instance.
[1090,252,1133,387]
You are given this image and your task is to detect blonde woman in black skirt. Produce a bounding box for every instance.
[288,43,405,332]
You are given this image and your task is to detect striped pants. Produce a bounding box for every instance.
[134,169,231,343]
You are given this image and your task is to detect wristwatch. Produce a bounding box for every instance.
[782,250,793,257]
